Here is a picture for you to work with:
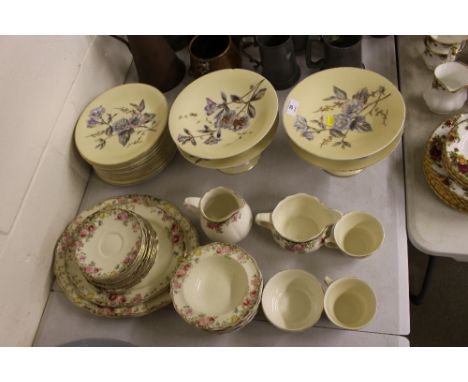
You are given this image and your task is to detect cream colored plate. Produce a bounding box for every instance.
[283,68,405,161]
[75,83,168,167]
[178,114,278,169]
[262,269,323,332]
[169,69,278,160]
[289,128,403,172]
[54,194,199,316]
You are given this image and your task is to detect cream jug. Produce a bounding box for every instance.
[255,193,342,253]
[184,187,253,244]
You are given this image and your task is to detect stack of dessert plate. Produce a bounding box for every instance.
[282,67,406,177]
[423,114,468,213]
[74,83,177,185]
[170,242,263,333]
[54,194,199,317]
[168,69,279,174]
[422,35,468,71]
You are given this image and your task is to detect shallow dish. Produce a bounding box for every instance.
[444,114,468,187]
[75,83,169,167]
[288,128,403,176]
[169,69,278,160]
[178,114,278,171]
[171,242,262,331]
[54,194,199,317]
[262,269,323,332]
[283,67,405,161]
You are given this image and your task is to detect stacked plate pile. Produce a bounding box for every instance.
[168,69,278,174]
[74,83,177,185]
[423,113,468,213]
[54,194,199,317]
[170,242,263,333]
[282,67,406,177]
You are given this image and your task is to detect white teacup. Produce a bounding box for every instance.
[323,276,377,330]
[325,211,384,258]
[262,269,324,332]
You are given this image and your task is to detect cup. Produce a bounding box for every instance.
[255,193,342,253]
[256,35,300,90]
[305,35,363,70]
[127,35,185,92]
[188,35,240,78]
[323,276,377,330]
[324,211,384,258]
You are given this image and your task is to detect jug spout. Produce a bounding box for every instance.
[200,186,245,222]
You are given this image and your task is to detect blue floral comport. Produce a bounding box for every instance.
[294,85,391,149]
[85,99,157,150]
[176,79,267,146]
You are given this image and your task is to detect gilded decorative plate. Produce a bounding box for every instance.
[169,69,278,160]
[283,68,405,161]
[444,114,468,187]
[75,83,168,167]
[54,194,199,317]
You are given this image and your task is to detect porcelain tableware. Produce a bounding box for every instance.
[189,35,240,78]
[324,211,384,258]
[444,114,468,187]
[255,193,342,253]
[283,68,406,165]
[255,35,300,90]
[435,62,468,93]
[184,187,252,244]
[171,242,262,332]
[423,115,468,212]
[54,194,199,317]
[169,69,278,161]
[305,35,363,70]
[323,276,377,330]
[262,269,324,332]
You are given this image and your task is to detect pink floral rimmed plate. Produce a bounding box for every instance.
[171,242,262,332]
[54,194,199,317]
[444,114,468,187]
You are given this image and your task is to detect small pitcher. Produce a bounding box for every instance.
[184,187,253,244]
[255,193,342,253]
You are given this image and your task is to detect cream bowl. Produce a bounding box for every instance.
[182,256,249,315]
[262,269,324,332]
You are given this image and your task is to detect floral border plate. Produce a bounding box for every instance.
[169,69,278,160]
[444,114,468,187]
[283,68,405,161]
[171,242,262,332]
[75,83,168,167]
[423,116,468,209]
[54,194,199,316]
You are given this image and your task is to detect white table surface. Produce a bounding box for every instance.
[398,36,468,261]
[43,36,409,345]
[34,291,408,346]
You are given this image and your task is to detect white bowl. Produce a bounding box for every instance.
[262,269,324,332]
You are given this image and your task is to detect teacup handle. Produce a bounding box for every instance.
[255,213,274,231]
[323,224,339,249]
[324,276,334,286]
[184,197,201,215]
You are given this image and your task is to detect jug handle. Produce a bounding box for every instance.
[184,197,201,215]
[255,213,274,231]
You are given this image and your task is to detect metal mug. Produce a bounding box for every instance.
[255,35,300,90]
[127,35,185,92]
[305,35,363,70]
[188,35,240,78]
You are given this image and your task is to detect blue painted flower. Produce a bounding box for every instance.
[333,113,352,131]
[89,105,105,117]
[231,115,250,131]
[215,109,236,129]
[204,98,218,116]
[294,115,308,132]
